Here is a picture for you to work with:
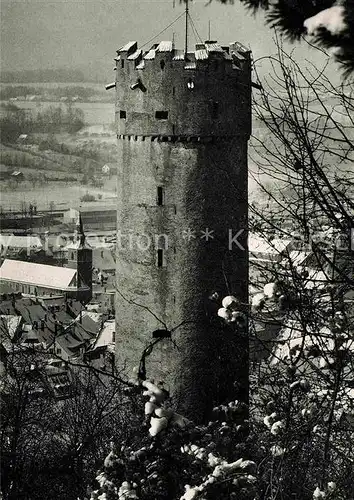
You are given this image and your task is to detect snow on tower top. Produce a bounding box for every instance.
[114,38,252,138]
[127,49,142,61]
[156,41,173,52]
[119,41,138,53]
[116,40,250,70]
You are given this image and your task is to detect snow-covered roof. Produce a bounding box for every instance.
[21,329,40,343]
[86,303,100,312]
[0,315,22,340]
[0,234,42,250]
[127,49,142,60]
[92,320,115,349]
[172,49,185,61]
[63,208,79,218]
[72,311,102,340]
[136,60,145,70]
[0,259,77,290]
[305,269,329,289]
[271,238,292,253]
[288,250,312,267]
[157,41,173,52]
[121,40,248,66]
[87,240,114,249]
[119,41,137,53]
[144,49,156,60]
[269,320,350,366]
[205,41,223,52]
[195,48,209,60]
[249,236,272,254]
[249,235,291,258]
[65,240,92,250]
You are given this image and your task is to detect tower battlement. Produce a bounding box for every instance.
[114,40,252,138]
[116,40,251,72]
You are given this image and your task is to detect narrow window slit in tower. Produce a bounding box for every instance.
[121,60,125,69]
[211,101,219,119]
[155,111,168,120]
[172,86,176,96]
[157,186,164,206]
[157,249,164,267]
[187,78,195,90]
[120,110,126,119]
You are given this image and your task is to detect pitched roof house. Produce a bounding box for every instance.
[0,259,90,300]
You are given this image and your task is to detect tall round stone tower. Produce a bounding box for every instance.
[114,40,251,421]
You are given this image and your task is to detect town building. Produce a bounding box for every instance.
[85,318,115,369]
[0,259,90,300]
[0,294,100,399]
[0,233,43,259]
[91,242,115,275]
[0,217,93,303]
[92,287,115,315]
[65,213,93,303]
[80,205,116,231]
[63,208,80,225]
[249,234,293,263]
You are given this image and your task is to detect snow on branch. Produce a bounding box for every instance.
[304,6,347,37]
[212,0,354,74]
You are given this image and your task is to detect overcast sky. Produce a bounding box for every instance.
[1,0,329,79]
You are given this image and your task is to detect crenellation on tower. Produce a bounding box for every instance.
[114,40,252,139]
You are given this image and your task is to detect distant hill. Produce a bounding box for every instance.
[1,68,87,84]
[1,57,115,85]
[1,61,113,84]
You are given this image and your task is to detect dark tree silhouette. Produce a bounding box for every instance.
[207,0,354,75]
